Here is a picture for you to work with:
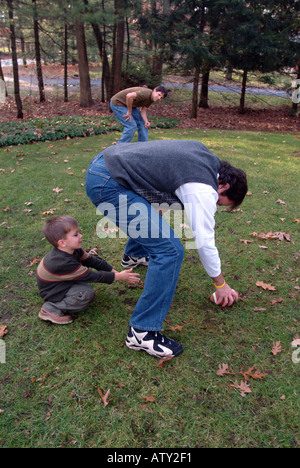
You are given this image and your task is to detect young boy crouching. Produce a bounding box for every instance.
[36,215,140,325]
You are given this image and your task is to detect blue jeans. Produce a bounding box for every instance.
[86,154,184,331]
[110,102,149,143]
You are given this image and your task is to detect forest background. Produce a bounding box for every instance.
[0,0,299,126]
[0,0,300,449]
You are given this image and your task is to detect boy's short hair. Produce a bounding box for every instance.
[155,85,169,98]
[42,215,78,247]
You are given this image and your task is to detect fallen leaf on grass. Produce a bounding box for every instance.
[240,239,253,244]
[250,231,290,242]
[44,409,53,421]
[270,298,284,305]
[291,334,300,348]
[217,364,268,381]
[169,325,184,331]
[42,209,56,215]
[158,356,173,368]
[53,187,63,193]
[142,394,156,403]
[239,366,255,381]
[0,325,8,338]
[256,281,277,291]
[217,363,235,377]
[249,369,268,380]
[28,257,41,267]
[97,388,111,407]
[227,380,252,397]
[271,341,282,356]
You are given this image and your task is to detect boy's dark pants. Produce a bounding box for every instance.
[42,284,96,316]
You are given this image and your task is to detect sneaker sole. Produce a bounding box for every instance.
[126,339,183,359]
[38,310,73,325]
[121,259,149,269]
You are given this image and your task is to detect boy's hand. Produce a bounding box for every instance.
[114,268,140,284]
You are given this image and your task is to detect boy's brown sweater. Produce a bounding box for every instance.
[36,248,115,302]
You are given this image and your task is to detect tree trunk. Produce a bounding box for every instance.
[226,64,233,81]
[90,22,111,101]
[292,62,300,112]
[151,48,163,87]
[113,0,125,95]
[0,59,7,99]
[32,0,45,102]
[83,0,111,102]
[239,69,248,114]
[64,22,68,102]
[75,17,93,108]
[110,0,125,97]
[199,69,210,108]
[6,0,23,119]
[191,66,200,118]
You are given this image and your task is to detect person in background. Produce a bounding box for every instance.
[110,86,168,144]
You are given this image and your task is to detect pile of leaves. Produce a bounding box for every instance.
[0,115,178,147]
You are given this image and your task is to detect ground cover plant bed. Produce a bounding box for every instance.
[0,129,299,448]
[0,116,178,147]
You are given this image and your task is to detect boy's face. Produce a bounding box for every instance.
[151,89,165,102]
[58,226,82,253]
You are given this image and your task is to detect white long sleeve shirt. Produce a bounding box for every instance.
[175,183,221,278]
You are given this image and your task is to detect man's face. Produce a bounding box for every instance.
[152,90,165,102]
[217,184,234,207]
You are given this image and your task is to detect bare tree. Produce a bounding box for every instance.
[110,0,125,97]
[32,0,45,102]
[6,0,23,118]
[75,16,93,107]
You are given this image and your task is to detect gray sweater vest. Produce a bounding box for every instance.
[103,140,221,206]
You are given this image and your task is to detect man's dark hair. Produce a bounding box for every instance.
[219,161,248,208]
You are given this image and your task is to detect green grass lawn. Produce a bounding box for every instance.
[0,128,299,448]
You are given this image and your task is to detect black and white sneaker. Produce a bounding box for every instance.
[121,254,149,269]
[126,327,183,359]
